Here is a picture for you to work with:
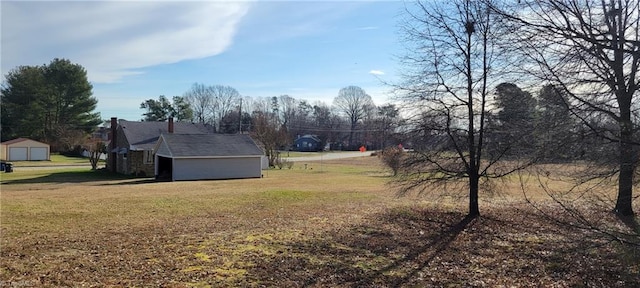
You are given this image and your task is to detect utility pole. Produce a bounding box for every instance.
[238,98,243,134]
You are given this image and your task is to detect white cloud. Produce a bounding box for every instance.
[1,1,250,83]
[369,70,385,75]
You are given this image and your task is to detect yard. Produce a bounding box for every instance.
[0,156,638,287]
[7,153,102,167]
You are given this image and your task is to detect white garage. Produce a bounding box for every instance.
[153,133,264,181]
[30,147,49,160]
[9,147,28,161]
[1,138,50,161]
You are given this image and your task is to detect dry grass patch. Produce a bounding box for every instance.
[1,157,638,287]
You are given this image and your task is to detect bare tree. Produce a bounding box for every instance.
[395,0,520,217]
[333,86,374,149]
[250,97,287,167]
[184,83,213,124]
[86,139,106,170]
[278,95,297,132]
[497,0,640,216]
[211,85,241,132]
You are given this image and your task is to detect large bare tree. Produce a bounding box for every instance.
[498,0,640,216]
[211,85,241,132]
[184,83,213,124]
[333,86,375,149]
[183,84,241,131]
[395,0,520,217]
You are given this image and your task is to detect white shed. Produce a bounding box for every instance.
[153,133,264,181]
[0,138,50,161]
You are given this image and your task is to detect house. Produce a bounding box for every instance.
[153,133,264,181]
[107,117,212,176]
[0,138,50,161]
[294,134,323,152]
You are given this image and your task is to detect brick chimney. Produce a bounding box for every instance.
[168,117,174,133]
[110,117,117,172]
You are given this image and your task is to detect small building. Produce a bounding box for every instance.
[107,117,213,176]
[294,135,323,152]
[0,138,50,161]
[154,133,264,181]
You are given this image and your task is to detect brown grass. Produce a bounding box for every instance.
[1,156,638,287]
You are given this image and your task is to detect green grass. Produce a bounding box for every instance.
[8,153,105,167]
[0,168,129,184]
[277,151,323,157]
[50,154,89,163]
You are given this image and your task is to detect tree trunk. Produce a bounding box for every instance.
[469,170,480,217]
[348,122,356,149]
[90,151,98,170]
[616,119,635,216]
[465,17,480,218]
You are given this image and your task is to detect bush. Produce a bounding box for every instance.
[379,146,405,176]
[276,159,294,170]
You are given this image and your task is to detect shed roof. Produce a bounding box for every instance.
[296,134,321,142]
[120,120,212,150]
[157,134,264,158]
[1,137,49,146]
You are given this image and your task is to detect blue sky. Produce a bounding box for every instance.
[1,1,407,121]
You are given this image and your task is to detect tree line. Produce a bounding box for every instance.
[139,84,404,166]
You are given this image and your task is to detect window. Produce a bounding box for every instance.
[143,150,154,164]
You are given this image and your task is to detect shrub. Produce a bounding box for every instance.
[379,146,405,176]
[276,159,294,170]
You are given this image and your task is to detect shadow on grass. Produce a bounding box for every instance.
[246,208,478,287]
[347,213,477,287]
[246,206,640,287]
[1,169,137,185]
[96,178,166,185]
[617,214,640,235]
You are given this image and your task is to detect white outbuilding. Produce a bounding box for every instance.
[0,138,50,161]
[153,133,264,181]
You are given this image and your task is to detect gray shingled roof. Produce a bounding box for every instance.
[159,134,264,157]
[120,120,212,150]
[297,134,321,142]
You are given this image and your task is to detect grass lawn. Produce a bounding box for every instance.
[276,150,317,157]
[1,157,638,287]
[8,153,105,167]
[278,150,367,158]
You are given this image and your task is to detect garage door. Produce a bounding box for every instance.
[30,147,48,160]
[9,147,27,161]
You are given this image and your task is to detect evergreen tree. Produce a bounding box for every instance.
[493,83,537,158]
[140,95,193,122]
[534,85,577,162]
[1,58,101,150]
